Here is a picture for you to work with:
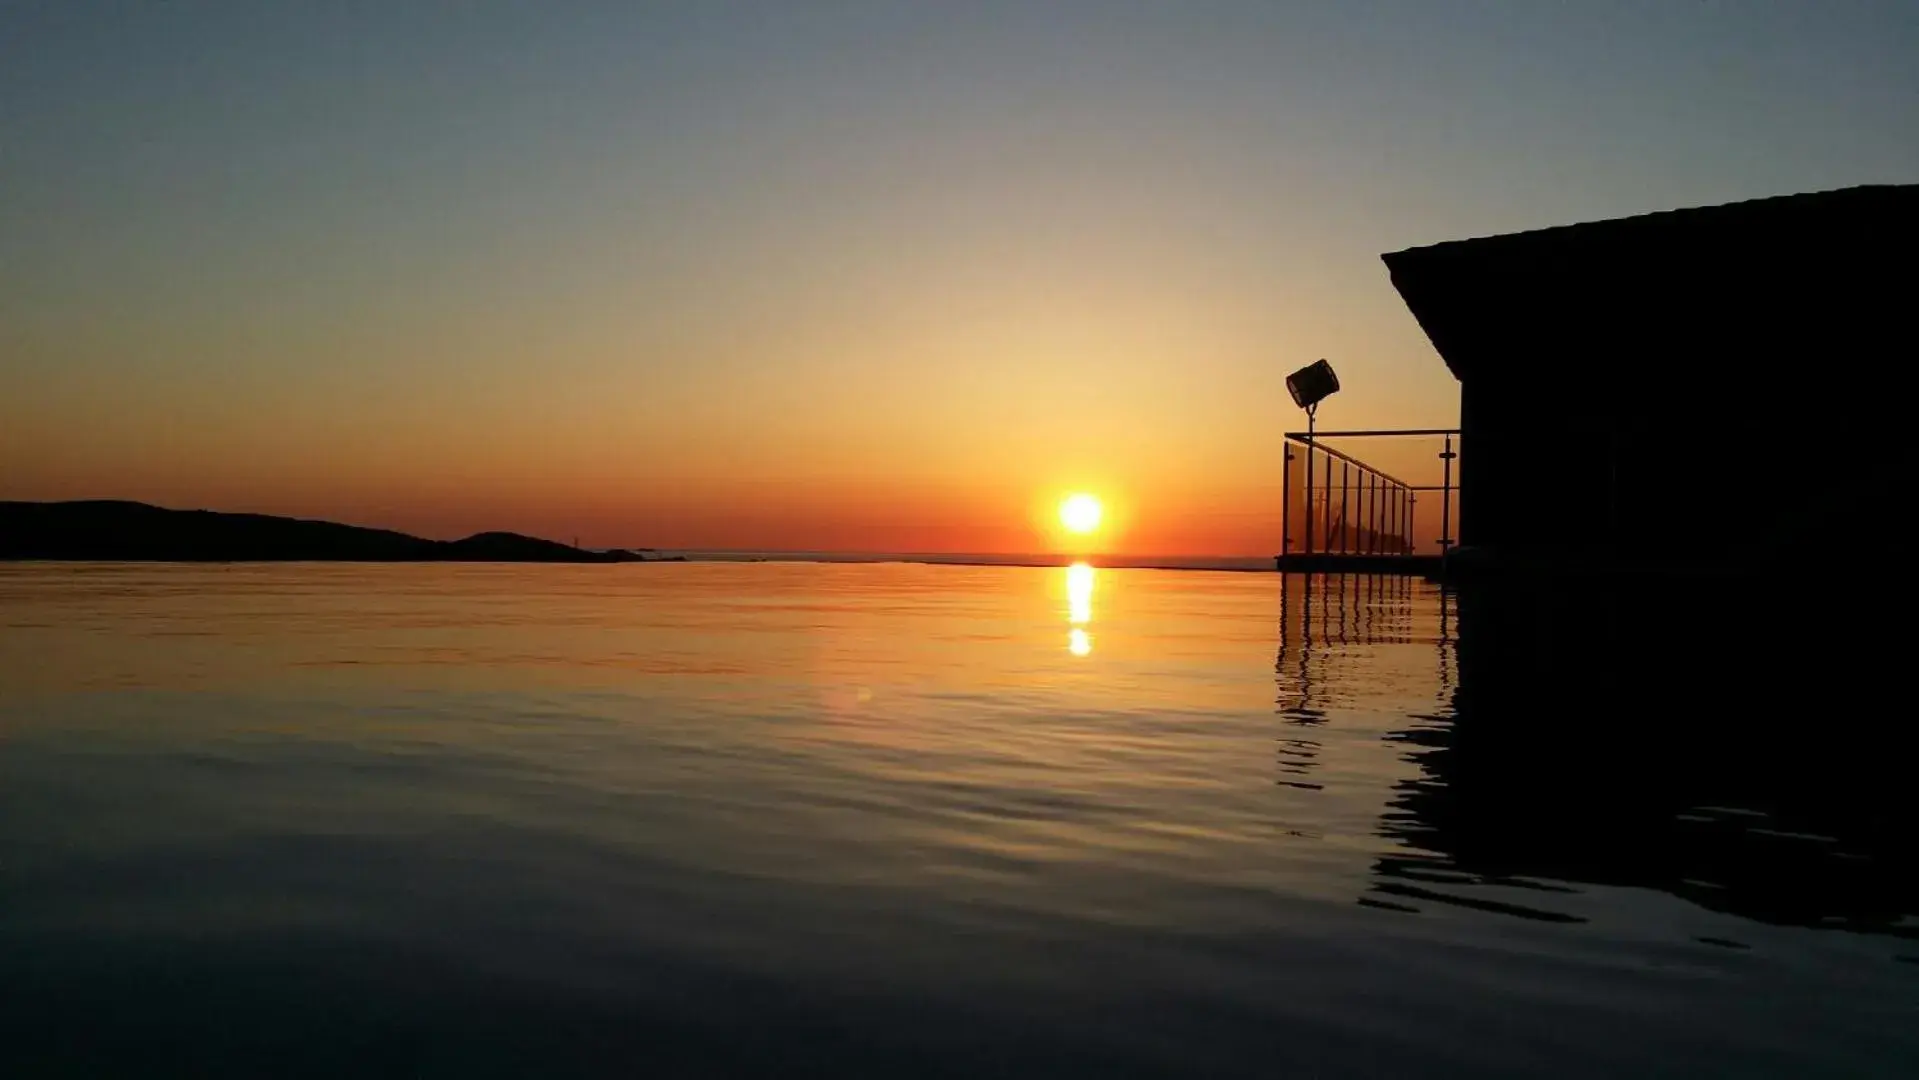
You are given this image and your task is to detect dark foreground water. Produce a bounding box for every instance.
[1,563,1913,1077]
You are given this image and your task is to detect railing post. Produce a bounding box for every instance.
[1362,471,1372,554]
[1372,474,1381,555]
[1302,439,1314,556]
[1439,433,1456,551]
[1370,473,1381,555]
[1282,440,1294,555]
[1339,461,1350,553]
[1379,478,1388,555]
[1355,470,1364,555]
[1358,466,1366,554]
[1330,461,1338,553]
[1347,470,1354,556]
[1323,452,1333,556]
[1382,478,1391,554]
[1389,484,1398,554]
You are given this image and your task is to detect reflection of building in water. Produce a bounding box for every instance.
[1274,734,1323,791]
[1273,573,1444,796]
[1275,572,1435,719]
[1367,578,1918,936]
[1065,562,1095,656]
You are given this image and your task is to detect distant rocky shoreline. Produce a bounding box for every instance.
[0,500,680,563]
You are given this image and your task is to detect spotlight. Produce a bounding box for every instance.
[1286,359,1340,415]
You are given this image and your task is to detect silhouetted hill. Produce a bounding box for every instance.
[441,531,606,563]
[0,501,648,563]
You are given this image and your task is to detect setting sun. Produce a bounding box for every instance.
[1059,494,1103,535]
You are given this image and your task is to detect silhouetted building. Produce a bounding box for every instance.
[1383,184,1918,570]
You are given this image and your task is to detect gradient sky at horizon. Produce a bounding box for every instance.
[5,2,1915,554]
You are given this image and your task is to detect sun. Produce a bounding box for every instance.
[1059,493,1103,535]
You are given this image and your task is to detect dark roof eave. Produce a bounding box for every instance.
[1378,184,1919,385]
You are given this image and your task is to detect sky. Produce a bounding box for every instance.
[4,2,1915,555]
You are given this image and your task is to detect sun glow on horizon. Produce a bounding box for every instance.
[1059,494,1103,535]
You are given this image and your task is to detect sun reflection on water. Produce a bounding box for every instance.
[1065,562,1095,655]
[1067,563,1094,625]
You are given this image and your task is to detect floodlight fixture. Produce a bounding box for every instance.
[1287,359,1340,416]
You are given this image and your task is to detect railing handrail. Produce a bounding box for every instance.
[1283,428,1460,438]
[1283,437,1416,489]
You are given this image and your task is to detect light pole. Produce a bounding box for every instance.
[1286,359,1340,556]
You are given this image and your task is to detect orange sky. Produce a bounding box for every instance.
[3,318,1459,554]
[6,6,1909,555]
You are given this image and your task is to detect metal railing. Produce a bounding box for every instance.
[1282,429,1459,557]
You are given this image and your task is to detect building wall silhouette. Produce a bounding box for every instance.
[1383,185,1917,567]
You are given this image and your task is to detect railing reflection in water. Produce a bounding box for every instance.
[1272,573,1452,800]
[1275,572,1450,719]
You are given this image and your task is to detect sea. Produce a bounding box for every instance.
[1,560,1913,1077]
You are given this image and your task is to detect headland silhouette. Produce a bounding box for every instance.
[0,500,673,563]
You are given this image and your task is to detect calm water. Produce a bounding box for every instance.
[1,562,1913,1077]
